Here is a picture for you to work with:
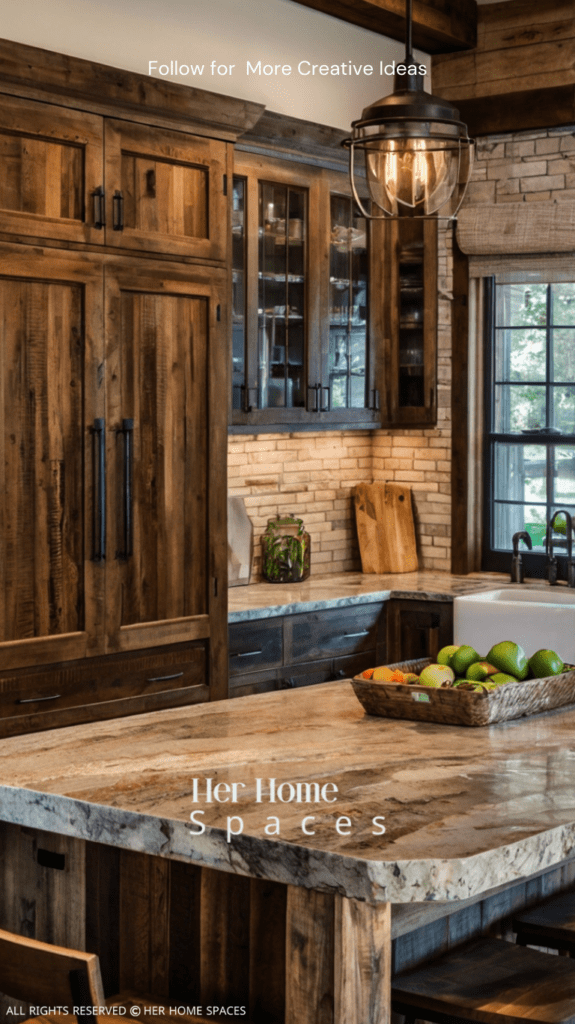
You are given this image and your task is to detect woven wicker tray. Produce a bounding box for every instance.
[351,658,575,727]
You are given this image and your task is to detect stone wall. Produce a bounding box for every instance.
[465,127,575,206]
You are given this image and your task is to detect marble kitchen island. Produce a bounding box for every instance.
[2,681,575,1022]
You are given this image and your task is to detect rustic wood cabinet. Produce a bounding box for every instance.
[0,39,264,731]
[104,119,228,261]
[386,598,453,663]
[0,94,104,246]
[375,218,439,427]
[230,154,380,431]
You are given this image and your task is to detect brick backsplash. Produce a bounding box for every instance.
[228,227,454,580]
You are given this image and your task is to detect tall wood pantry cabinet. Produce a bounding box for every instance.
[0,38,263,734]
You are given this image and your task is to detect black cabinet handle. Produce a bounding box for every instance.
[320,385,331,412]
[92,187,105,229]
[16,694,62,704]
[91,418,106,562]
[147,672,184,682]
[116,419,133,560]
[113,190,124,231]
[231,649,263,658]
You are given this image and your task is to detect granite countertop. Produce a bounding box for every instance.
[228,570,515,621]
[2,680,575,904]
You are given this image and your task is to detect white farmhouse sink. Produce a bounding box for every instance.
[453,588,575,664]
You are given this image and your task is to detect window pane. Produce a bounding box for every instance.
[551,387,575,433]
[492,502,547,551]
[495,283,547,327]
[493,384,546,432]
[493,443,546,502]
[554,447,575,504]
[551,283,575,325]
[494,328,546,382]
[552,328,575,381]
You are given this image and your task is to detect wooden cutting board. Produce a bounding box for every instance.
[354,482,418,573]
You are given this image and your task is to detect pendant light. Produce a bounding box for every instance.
[344,0,474,219]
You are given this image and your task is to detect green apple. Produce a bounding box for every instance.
[528,649,564,679]
[418,664,455,688]
[486,641,529,681]
[489,672,516,685]
[466,661,499,682]
[450,645,481,677]
[437,644,460,666]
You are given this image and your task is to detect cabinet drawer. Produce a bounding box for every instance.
[287,604,384,663]
[0,644,206,721]
[229,620,283,676]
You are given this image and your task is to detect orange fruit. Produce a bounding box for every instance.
[371,666,396,681]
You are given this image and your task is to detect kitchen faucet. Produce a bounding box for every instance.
[510,531,532,583]
[546,510,575,587]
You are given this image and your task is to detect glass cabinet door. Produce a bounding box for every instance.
[258,182,306,410]
[230,158,380,431]
[328,195,369,411]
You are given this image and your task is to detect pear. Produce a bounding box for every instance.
[437,645,460,667]
[486,641,529,681]
[466,661,499,682]
[402,673,420,684]
[450,645,481,677]
[418,664,454,688]
[528,649,564,679]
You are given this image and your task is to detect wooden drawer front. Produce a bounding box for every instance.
[288,604,384,664]
[0,644,206,720]
[229,620,283,676]
[279,658,335,690]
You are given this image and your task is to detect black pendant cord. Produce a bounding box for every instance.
[406,0,413,60]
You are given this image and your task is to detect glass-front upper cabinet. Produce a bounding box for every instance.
[230,155,379,431]
[375,218,438,427]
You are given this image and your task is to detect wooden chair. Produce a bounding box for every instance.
[392,935,575,1024]
[513,892,575,956]
[0,927,217,1023]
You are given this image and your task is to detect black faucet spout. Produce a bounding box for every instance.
[510,531,532,584]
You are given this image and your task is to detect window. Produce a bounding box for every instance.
[483,277,575,576]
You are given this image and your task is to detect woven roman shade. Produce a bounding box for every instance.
[456,201,575,266]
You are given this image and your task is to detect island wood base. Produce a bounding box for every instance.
[1,822,575,1023]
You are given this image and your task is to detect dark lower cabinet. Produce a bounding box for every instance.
[229,598,455,696]
[386,599,453,664]
[229,603,387,697]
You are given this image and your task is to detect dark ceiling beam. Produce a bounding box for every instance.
[287,0,477,54]
[458,86,575,138]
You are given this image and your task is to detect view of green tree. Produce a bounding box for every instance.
[490,282,575,553]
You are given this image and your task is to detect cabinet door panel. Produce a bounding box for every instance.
[105,121,227,261]
[0,95,104,244]
[0,251,104,667]
[105,266,223,654]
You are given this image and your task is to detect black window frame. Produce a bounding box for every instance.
[482,275,575,578]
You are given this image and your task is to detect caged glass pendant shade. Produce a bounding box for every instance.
[343,1,474,219]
